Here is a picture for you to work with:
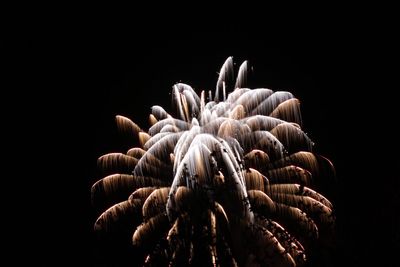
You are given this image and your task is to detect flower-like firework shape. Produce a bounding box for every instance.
[92,57,335,267]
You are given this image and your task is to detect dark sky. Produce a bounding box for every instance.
[22,11,398,267]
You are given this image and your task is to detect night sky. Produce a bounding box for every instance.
[23,11,398,267]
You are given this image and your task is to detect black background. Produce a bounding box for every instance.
[15,8,399,267]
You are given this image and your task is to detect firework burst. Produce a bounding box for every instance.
[92,57,335,267]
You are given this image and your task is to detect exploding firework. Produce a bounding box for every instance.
[92,57,335,267]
